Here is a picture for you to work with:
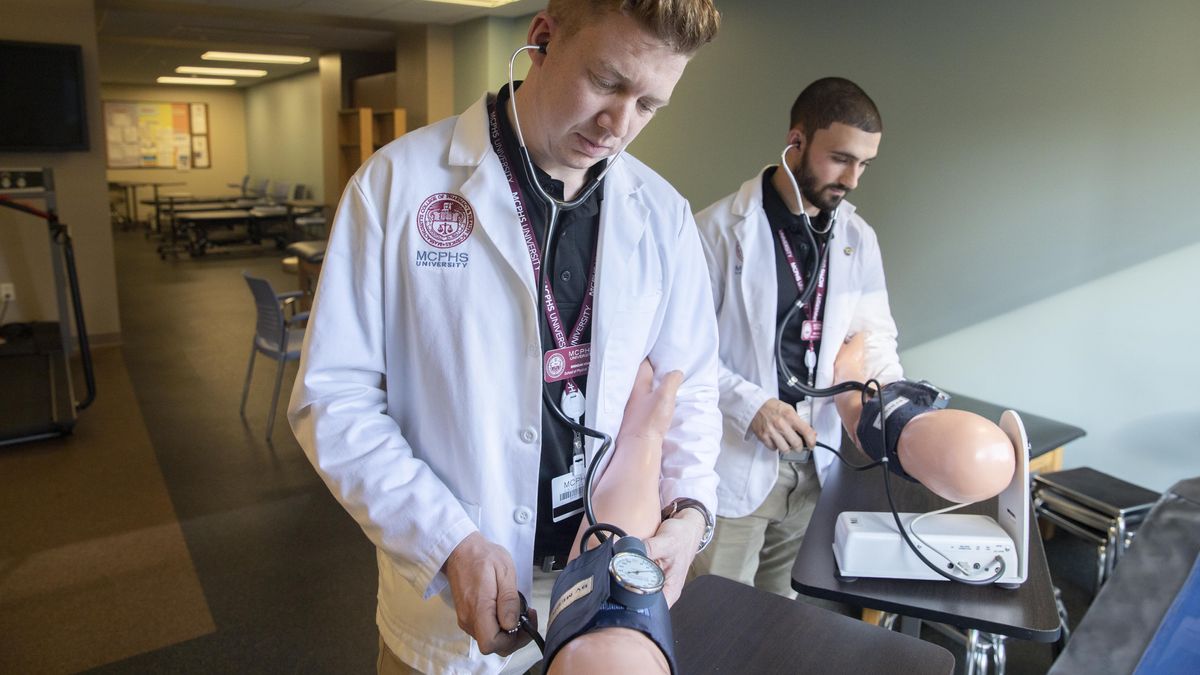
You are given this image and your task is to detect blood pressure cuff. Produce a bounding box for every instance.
[856,380,950,482]
[542,537,677,674]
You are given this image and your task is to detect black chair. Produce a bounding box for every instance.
[239,272,307,443]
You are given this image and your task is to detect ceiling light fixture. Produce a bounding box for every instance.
[201,51,311,65]
[176,66,267,77]
[419,0,521,7]
[157,76,236,86]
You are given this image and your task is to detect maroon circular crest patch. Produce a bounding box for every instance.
[545,353,567,380]
[417,193,475,249]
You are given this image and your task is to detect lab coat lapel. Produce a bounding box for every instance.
[454,96,536,303]
[590,162,649,424]
[732,173,777,387]
[816,213,854,387]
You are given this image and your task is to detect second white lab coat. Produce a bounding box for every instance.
[289,94,721,674]
[696,169,903,518]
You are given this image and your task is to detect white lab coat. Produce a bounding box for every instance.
[288,94,721,674]
[695,169,903,518]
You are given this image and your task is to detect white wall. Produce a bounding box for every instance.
[245,71,322,199]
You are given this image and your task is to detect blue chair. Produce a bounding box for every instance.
[239,272,307,443]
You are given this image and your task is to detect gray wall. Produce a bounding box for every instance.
[623,0,1200,490]
[245,71,323,200]
[634,0,1200,345]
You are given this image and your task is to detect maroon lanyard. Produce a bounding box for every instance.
[488,99,596,394]
[776,228,828,350]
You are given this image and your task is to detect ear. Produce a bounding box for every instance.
[526,11,557,67]
[787,126,807,152]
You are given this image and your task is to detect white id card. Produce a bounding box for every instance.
[550,470,585,522]
[780,401,814,463]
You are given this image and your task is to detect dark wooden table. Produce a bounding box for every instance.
[946,392,1085,459]
[672,575,955,674]
[791,459,1062,642]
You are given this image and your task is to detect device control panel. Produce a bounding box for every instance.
[0,168,49,194]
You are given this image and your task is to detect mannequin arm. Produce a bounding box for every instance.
[833,334,1015,503]
[572,360,682,554]
[546,360,677,675]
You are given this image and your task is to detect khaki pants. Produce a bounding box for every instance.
[377,569,557,674]
[690,461,821,598]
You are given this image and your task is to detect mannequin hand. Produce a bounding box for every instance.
[750,398,816,451]
[443,532,531,655]
[645,508,705,606]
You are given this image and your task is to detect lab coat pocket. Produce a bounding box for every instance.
[456,497,482,529]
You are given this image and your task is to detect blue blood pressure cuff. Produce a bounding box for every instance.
[542,537,677,674]
[856,380,950,481]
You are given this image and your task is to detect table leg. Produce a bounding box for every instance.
[965,629,985,675]
[898,615,921,637]
[151,184,162,235]
[124,185,136,230]
[990,633,1006,675]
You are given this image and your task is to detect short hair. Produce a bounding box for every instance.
[547,0,720,55]
[789,77,882,139]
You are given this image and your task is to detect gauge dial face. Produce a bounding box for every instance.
[610,552,665,591]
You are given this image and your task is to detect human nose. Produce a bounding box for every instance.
[597,99,633,140]
[840,164,862,190]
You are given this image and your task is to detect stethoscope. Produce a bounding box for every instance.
[506,43,630,529]
[506,44,668,650]
[773,142,852,401]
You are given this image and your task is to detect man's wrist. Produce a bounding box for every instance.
[661,498,714,552]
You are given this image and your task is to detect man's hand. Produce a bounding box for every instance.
[749,398,817,451]
[442,532,533,655]
[644,508,705,606]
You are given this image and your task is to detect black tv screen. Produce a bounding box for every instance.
[0,40,89,152]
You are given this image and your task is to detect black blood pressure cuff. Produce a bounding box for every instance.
[856,380,950,482]
[542,537,677,674]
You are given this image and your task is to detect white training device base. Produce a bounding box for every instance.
[831,410,1031,587]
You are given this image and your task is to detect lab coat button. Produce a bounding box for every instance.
[520,427,537,443]
[527,344,539,357]
[514,507,532,524]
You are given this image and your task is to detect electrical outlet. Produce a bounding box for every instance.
[0,283,15,302]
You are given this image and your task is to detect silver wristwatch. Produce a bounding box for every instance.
[661,497,715,552]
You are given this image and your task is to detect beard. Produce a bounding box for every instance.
[794,147,849,213]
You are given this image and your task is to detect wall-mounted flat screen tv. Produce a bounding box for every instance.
[0,40,89,152]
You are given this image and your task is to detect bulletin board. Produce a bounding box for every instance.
[104,101,211,169]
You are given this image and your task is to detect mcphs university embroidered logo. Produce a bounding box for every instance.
[417,193,475,249]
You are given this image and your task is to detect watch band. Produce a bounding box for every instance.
[661,497,715,552]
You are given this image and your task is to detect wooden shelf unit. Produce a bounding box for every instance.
[372,108,407,150]
[336,107,408,192]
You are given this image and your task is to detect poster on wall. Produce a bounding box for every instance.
[190,103,208,135]
[103,101,210,169]
[105,102,140,168]
[191,135,210,169]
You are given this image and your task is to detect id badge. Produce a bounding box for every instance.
[801,320,823,341]
[544,344,591,383]
[551,470,585,522]
[780,401,814,464]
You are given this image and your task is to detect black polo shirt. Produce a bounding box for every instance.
[494,85,604,565]
[761,167,830,407]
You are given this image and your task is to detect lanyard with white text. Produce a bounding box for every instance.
[489,99,596,473]
[777,228,828,390]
